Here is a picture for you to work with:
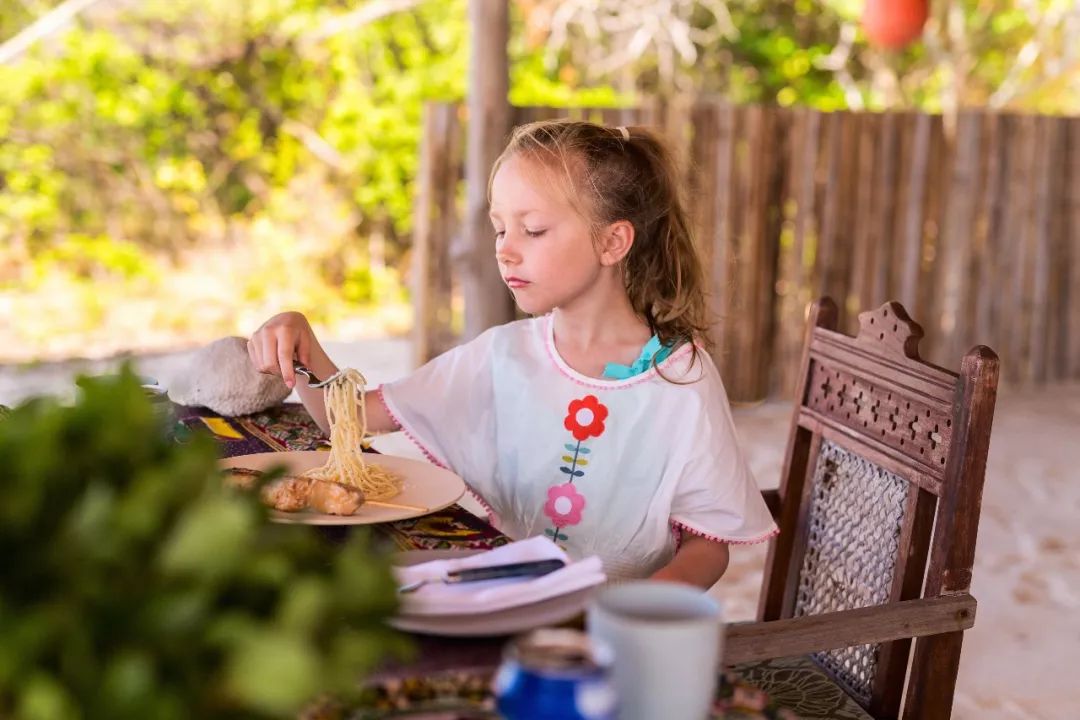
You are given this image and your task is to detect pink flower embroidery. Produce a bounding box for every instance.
[564,395,608,441]
[544,483,586,528]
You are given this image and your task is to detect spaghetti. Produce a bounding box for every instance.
[300,368,403,501]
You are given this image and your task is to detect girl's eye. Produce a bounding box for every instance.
[525,228,547,238]
[494,230,505,241]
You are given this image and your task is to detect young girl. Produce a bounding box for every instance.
[248,120,777,587]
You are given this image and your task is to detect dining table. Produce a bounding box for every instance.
[170,399,872,720]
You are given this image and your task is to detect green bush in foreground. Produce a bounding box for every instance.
[0,368,408,719]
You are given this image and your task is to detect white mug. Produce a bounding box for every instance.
[586,581,723,720]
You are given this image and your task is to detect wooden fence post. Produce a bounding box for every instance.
[412,103,462,366]
[463,0,514,341]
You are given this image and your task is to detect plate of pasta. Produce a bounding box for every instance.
[220,367,465,525]
[220,450,465,525]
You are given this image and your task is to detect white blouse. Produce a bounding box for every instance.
[378,315,777,579]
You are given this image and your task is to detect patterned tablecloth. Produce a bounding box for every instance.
[173,401,871,720]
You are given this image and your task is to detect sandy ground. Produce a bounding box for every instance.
[2,339,1076,719]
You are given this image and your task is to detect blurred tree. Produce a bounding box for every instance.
[0,0,618,281]
[0,0,64,52]
[523,0,1080,113]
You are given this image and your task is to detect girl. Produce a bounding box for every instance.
[248,120,777,587]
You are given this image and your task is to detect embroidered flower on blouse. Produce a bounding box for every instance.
[563,395,608,441]
[544,482,586,527]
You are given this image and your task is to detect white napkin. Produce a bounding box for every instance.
[395,536,607,616]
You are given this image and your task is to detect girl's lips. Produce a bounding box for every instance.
[505,277,530,289]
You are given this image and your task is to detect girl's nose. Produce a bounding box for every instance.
[495,235,520,265]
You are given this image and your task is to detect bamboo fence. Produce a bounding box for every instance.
[413,100,1080,401]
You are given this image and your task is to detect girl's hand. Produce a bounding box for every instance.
[248,311,330,389]
[247,311,398,437]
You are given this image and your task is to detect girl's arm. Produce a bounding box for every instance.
[650,532,730,589]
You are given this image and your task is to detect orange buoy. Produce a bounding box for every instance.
[862,0,929,49]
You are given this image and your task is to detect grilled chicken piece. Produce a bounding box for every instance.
[223,467,360,515]
[308,480,365,515]
[260,475,312,512]
[225,466,264,490]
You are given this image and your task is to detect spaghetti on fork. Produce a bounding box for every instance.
[300,368,403,501]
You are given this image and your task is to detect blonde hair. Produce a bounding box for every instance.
[490,119,713,372]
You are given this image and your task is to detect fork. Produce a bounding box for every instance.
[293,363,344,389]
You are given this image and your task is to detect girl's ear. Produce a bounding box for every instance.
[597,220,635,266]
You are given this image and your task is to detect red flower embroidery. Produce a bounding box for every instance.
[563,395,608,441]
[544,483,586,527]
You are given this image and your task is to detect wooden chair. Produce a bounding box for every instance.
[723,298,999,720]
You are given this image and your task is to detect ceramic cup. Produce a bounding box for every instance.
[586,581,723,720]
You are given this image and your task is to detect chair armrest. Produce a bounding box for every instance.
[723,593,976,665]
[760,488,781,519]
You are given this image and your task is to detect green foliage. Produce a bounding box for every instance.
[0,368,408,719]
[27,234,161,287]
[0,0,623,359]
[0,0,614,266]
[686,0,853,108]
[525,0,1079,112]
[748,11,846,106]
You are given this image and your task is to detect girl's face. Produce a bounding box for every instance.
[489,155,604,315]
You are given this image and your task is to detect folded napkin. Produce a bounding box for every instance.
[395,536,607,617]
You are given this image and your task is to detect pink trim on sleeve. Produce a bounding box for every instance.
[463,487,501,528]
[669,519,780,546]
[375,386,448,469]
[375,385,501,528]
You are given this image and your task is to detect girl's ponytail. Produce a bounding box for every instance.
[616,127,711,354]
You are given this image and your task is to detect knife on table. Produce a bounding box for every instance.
[397,558,566,594]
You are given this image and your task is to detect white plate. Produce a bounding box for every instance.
[388,549,597,637]
[220,451,465,525]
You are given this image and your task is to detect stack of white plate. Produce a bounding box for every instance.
[389,542,607,637]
